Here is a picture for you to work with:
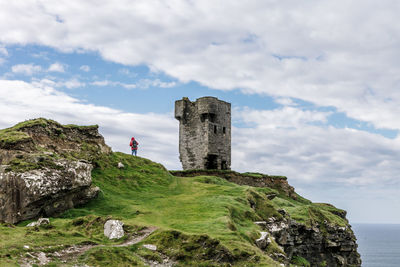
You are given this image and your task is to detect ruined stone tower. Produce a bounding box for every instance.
[175,96,231,170]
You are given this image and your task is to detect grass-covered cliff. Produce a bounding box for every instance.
[0,119,360,266]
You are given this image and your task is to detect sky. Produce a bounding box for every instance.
[0,0,400,224]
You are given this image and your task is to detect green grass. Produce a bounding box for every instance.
[0,127,31,148]
[270,194,348,228]
[291,255,311,267]
[0,152,350,266]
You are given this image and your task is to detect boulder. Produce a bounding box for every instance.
[27,218,50,227]
[104,220,125,239]
[0,160,99,224]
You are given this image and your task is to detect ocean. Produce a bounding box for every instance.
[352,224,400,267]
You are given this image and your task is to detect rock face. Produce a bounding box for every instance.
[260,217,361,266]
[0,160,99,224]
[104,220,125,239]
[175,97,231,170]
[0,118,109,224]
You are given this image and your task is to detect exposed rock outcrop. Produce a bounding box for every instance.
[0,118,109,224]
[259,216,361,266]
[0,160,99,223]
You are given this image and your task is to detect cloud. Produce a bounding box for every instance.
[0,79,179,169]
[91,80,136,89]
[11,63,42,75]
[48,62,65,72]
[80,65,90,72]
[91,78,176,89]
[63,78,85,89]
[233,107,400,186]
[136,79,176,89]
[235,106,331,129]
[32,78,85,89]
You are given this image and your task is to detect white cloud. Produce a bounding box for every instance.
[91,78,176,89]
[63,78,84,89]
[11,63,42,75]
[32,78,85,89]
[136,79,176,89]
[235,106,331,129]
[91,80,136,89]
[80,65,90,72]
[274,97,297,107]
[48,62,65,72]
[0,79,179,169]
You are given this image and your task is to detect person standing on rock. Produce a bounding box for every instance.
[130,137,139,156]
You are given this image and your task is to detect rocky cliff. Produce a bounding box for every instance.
[258,212,361,266]
[0,118,111,223]
[172,170,361,266]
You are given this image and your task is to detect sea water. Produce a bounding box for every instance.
[352,224,400,267]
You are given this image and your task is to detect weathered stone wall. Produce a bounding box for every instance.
[175,97,231,170]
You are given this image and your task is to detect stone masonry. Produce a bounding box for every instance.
[175,97,231,170]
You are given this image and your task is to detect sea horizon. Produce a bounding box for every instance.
[352,223,400,267]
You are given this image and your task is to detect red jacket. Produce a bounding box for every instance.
[130,138,138,150]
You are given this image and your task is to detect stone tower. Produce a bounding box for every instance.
[175,96,231,170]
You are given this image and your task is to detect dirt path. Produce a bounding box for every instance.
[114,226,158,247]
[20,226,159,267]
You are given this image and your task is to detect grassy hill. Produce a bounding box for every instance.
[0,151,349,266]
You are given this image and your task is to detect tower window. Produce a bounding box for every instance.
[223,127,226,134]
[214,125,217,134]
[209,113,216,123]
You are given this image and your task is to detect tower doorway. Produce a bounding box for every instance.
[205,154,218,169]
